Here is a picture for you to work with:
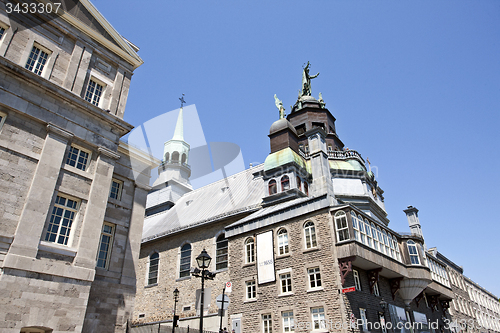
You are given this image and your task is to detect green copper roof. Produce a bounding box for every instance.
[329,159,365,171]
[264,148,309,172]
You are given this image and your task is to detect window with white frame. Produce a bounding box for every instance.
[351,211,360,241]
[364,219,373,248]
[282,311,295,332]
[311,307,325,330]
[277,228,289,255]
[216,233,228,270]
[44,195,79,245]
[303,221,317,249]
[382,230,390,255]
[358,215,366,244]
[393,236,401,261]
[359,308,368,331]
[371,223,379,251]
[307,267,322,289]
[377,227,385,254]
[179,243,191,278]
[335,211,349,242]
[85,78,105,106]
[280,272,292,294]
[389,233,395,258]
[353,269,362,291]
[0,112,6,132]
[246,280,256,300]
[0,26,5,40]
[25,44,50,76]
[407,240,420,265]
[109,179,123,200]
[96,222,114,269]
[66,145,90,171]
[148,252,159,285]
[245,237,255,264]
[373,282,380,296]
[262,314,272,333]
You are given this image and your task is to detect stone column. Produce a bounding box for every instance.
[120,182,151,286]
[8,124,73,258]
[73,147,119,269]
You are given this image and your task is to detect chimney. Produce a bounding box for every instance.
[403,206,423,239]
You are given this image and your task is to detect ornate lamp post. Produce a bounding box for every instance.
[192,249,216,333]
[172,288,179,333]
[380,299,388,333]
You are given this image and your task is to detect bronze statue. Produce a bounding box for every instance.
[301,61,319,96]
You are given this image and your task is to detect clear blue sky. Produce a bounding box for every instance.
[94,0,500,297]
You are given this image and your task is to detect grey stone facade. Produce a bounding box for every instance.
[0,1,156,332]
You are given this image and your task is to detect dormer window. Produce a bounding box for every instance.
[281,175,290,191]
[407,240,420,265]
[268,179,277,195]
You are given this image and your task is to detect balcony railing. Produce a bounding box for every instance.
[328,150,365,164]
[159,160,191,170]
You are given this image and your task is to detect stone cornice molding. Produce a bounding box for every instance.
[98,146,120,160]
[47,123,74,140]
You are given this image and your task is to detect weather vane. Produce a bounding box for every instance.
[179,94,186,108]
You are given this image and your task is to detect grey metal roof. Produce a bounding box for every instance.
[142,164,265,243]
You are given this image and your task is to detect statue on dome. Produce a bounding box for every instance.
[301,61,319,97]
[274,94,286,119]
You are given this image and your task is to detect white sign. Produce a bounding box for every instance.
[226,281,232,293]
[257,230,275,284]
[216,294,230,310]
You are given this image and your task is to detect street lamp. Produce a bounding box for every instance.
[192,249,216,333]
[172,288,179,333]
[380,300,388,333]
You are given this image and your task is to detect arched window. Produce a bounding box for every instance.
[148,252,159,285]
[268,179,277,195]
[351,211,359,241]
[245,238,255,264]
[181,153,187,164]
[358,215,366,244]
[328,144,333,152]
[172,151,180,161]
[303,221,317,249]
[407,240,420,265]
[216,233,228,270]
[277,228,289,255]
[335,211,349,242]
[179,243,191,278]
[377,227,385,254]
[364,219,373,248]
[382,230,390,254]
[165,152,170,162]
[304,182,309,196]
[393,235,401,261]
[296,176,301,191]
[389,233,395,258]
[371,223,379,251]
[281,175,290,191]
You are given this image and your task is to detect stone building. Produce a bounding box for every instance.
[0,1,157,332]
[132,65,498,333]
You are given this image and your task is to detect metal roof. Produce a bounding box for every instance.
[142,164,265,243]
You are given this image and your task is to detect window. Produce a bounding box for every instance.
[351,211,360,241]
[305,145,309,154]
[262,314,272,333]
[280,272,292,294]
[373,282,380,296]
[358,215,366,244]
[304,221,317,249]
[365,219,373,248]
[371,223,379,251]
[281,175,290,191]
[282,311,295,332]
[25,45,50,75]
[45,195,78,245]
[246,280,256,300]
[311,307,325,330]
[353,270,362,291]
[148,252,159,285]
[377,227,385,254]
[277,228,289,255]
[85,78,105,106]
[407,240,420,265]
[269,179,277,195]
[96,222,114,269]
[109,179,123,200]
[216,233,228,270]
[328,144,333,152]
[66,145,90,171]
[296,176,301,191]
[359,308,368,331]
[335,211,349,242]
[0,112,6,132]
[308,267,322,289]
[245,238,255,264]
[382,230,390,255]
[393,236,401,261]
[0,26,5,40]
[304,182,309,196]
[179,243,191,278]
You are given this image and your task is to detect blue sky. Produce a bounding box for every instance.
[94,0,500,297]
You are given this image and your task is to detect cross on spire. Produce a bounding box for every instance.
[179,94,186,108]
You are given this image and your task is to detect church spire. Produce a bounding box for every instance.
[172,107,184,141]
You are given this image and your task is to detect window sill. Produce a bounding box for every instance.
[307,287,324,293]
[176,276,191,282]
[38,241,77,257]
[215,267,228,273]
[276,253,291,259]
[303,246,321,254]
[145,283,158,288]
[242,262,255,268]
[278,292,294,298]
[62,164,93,180]
[244,299,257,304]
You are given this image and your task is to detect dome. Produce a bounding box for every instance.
[269,118,298,135]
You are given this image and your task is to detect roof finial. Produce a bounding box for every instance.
[179,93,186,109]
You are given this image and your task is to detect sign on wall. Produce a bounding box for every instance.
[257,230,275,284]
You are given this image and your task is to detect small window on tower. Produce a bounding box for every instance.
[295,124,306,135]
[281,175,290,191]
[312,122,325,131]
[268,179,277,195]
